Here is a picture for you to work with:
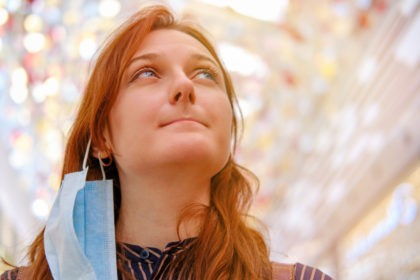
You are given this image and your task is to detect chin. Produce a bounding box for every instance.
[171,146,217,162]
[165,144,228,170]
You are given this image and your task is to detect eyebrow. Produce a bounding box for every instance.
[190,53,220,68]
[128,53,159,68]
[127,52,220,70]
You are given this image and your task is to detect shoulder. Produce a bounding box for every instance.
[271,262,334,280]
[294,263,333,280]
[271,262,294,279]
[0,267,30,280]
[0,267,19,280]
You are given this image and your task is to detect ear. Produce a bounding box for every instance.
[92,125,112,159]
[91,145,101,159]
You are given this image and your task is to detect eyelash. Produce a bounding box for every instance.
[129,65,220,83]
[194,67,219,81]
[130,67,158,82]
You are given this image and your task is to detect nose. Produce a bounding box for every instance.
[169,73,196,104]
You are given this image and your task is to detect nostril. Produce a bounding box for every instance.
[172,89,195,104]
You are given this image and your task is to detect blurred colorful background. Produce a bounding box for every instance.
[0,0,419,278]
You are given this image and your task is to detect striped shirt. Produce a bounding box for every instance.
[117,238,195,279]
[295,263,332,280]
[272,262,333,280]
[118,239,332,280]
[1,238,333,279]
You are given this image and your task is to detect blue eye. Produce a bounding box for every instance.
[196,69,216,80]
[137,70,156,78]
[130,68,158,82]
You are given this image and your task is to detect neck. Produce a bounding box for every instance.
[115,171,210,249]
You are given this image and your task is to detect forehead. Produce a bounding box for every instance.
[133,28,214,58]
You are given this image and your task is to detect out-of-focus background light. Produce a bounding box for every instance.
[0,7,9,25]
[99,0,121,18]
[23,14,43,32]
[218,42,268,78]
[78,36,97,60]
[199,0,288,22]
[23,32,47,53]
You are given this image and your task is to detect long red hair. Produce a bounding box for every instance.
[24,5,272,279]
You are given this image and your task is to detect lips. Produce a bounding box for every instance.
[160,117,207,127]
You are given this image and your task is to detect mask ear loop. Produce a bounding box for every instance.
[82,138,106,181]
[83,138,91,171]
[98,156,107,181]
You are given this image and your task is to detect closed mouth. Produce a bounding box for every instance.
[160,118,207,127]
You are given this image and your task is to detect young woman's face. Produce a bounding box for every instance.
[108,29,233,178]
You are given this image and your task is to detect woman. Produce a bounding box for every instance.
[1,5,332,280]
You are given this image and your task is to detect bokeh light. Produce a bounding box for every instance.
[23,32,47,53]
[99,0,121,18]
[0,7,9,25]
[23,14,44,32]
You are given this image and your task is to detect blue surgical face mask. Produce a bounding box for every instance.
[44,139,118,280]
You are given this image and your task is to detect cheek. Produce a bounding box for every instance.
[110,89,161,128]
[214,96,234,147]
[109,98,132,139]
[220,96,233,130]
[108,95,151,147]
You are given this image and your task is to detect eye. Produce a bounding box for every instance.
[194,68,218,81]
[130,67,158,82]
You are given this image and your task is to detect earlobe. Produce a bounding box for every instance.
[92,144,113,166]
[91,145,110,158]
[92,126,113,163]
[98,151,113,167]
